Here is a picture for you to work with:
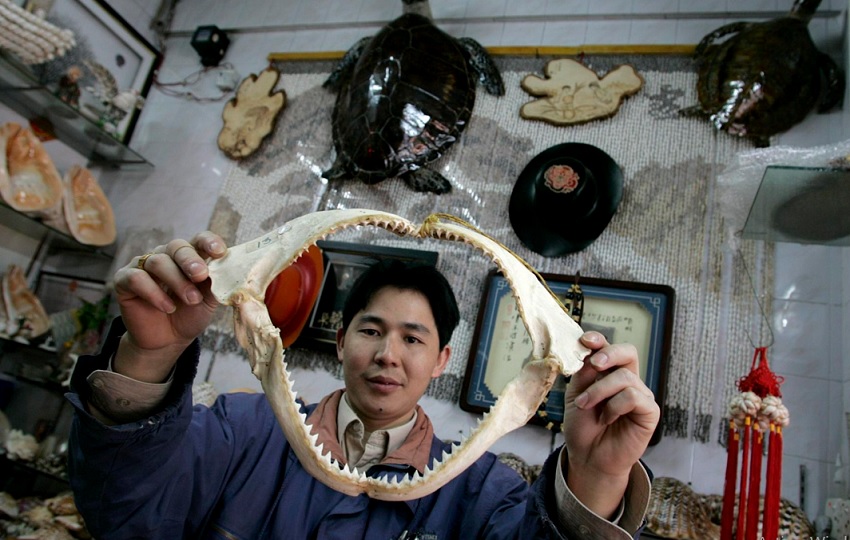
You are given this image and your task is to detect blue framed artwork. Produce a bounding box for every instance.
[460,270,673,444]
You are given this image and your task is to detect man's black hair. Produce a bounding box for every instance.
[341,259,460,348]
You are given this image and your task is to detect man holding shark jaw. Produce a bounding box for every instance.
[67,231,659,539]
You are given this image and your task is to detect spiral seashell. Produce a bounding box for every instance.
[728,391,762,428]
[760,395,790,427]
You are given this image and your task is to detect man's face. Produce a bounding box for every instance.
[336,286,450,432]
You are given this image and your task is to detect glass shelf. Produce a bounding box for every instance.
[0,52,153,169]
[742,165,850,246]
[0,201,115,259]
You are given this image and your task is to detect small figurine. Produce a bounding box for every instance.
[56,65,82,107]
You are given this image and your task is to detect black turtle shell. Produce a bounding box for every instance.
[695,15,825,139]
[330,13,476,185]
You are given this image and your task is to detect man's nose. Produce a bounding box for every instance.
[375,337,401,366]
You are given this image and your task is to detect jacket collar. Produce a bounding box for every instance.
[305,389,435,473]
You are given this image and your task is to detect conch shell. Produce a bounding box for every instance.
[42,165,116,246]
[0,124,63,215]
[1,265,50,340]
[207,209,589,501]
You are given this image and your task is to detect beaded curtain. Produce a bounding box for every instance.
[203,55,771,442]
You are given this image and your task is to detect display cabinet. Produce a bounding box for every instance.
[0,51,153,169]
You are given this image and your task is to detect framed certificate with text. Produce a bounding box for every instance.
[460,269,673,444]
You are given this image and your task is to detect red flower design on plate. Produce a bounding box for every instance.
[544,165,580,193]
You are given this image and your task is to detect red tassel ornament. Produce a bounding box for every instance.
[720,347,787,540]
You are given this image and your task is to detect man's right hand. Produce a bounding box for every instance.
[111,231,227,383]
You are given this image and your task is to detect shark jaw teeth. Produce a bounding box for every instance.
[207,209,589,501]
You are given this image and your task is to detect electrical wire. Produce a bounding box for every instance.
[149,9,236,103]
[153,62,236,103]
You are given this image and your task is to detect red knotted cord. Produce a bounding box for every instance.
[720,420,738,539]
[735,415,751,540]
[723,347,786,540]
[745,425,764,540]
[738,347,784,398]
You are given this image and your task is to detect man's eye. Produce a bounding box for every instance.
[405,336,422,344]
[360,328,379,336]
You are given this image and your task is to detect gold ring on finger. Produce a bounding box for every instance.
[137,252,155,270]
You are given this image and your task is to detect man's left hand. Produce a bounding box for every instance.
[561,331,660,518]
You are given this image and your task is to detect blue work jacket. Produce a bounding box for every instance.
[66,320,637,539]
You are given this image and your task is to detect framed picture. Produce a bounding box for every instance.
[461,270,674,444]
[38,0,160,144]
[291,241,439,352]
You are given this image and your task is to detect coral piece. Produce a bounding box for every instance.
[218,66,286,159]
[520,59,643,126]
[5,429,38,461]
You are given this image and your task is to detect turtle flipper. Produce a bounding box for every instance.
[695,22,750,56]
[324,37,372,91]
[457,37,505,96]
[678,105,708,118]
[816,51,845,113]
[402,168,452,194]
[321,156,350,181]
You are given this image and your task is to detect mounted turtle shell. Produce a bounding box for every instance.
[323,12,504,194]
[681,0,844,146]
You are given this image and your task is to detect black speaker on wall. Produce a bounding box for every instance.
[190,25,230,67]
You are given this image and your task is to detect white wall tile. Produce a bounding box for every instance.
[627,19,679,44]
[288,29,334,52]
[541,20,588,46]
[783,454,829,516]
[774,243,842,304]
[780,372,833,462]
[465,0,507,18]
[292,0,333,25]
[584,21,632,45]
[357,0,404,22]
[321,27,374,52]
[430,1,467,20]
[588,0,634,15]
[324,0,368,24]
[770,299,832,379]
[631,0,679,14]
[543,0,589,16]
[505,0,548,17]
[500,21,546,46]
[462,21,505,47]
[675,18,734,44]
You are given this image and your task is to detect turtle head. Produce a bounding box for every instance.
[402,0,432,19]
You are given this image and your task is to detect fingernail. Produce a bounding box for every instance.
[187,289,203,304]
[575,392,589,409]
[209,241,223,254]
[162,300,176,313]
[187,261,204,276]
[591,353,608,368]
[583,331,600,342]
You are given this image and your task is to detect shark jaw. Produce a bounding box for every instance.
[207,209,589,501]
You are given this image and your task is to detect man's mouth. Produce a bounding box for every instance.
[366,375,402,392]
